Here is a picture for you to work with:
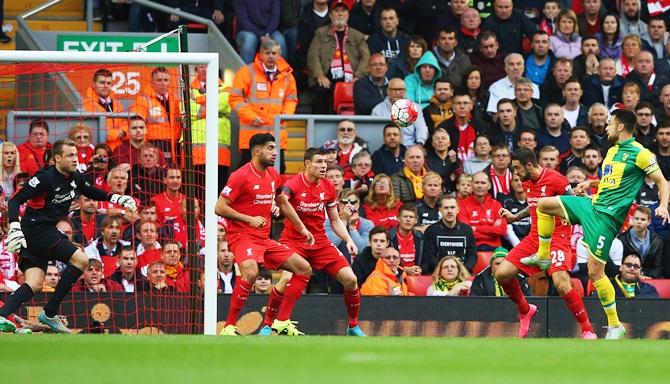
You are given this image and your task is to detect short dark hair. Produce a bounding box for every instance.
[583,144,601,154]
[437,27,457,37]
[129,115,146,124]
[611,109,637,133]
[93,68,113,82]
[518,128,537,140]
[497,98,515,110]
[635,101,654,112]
[369,226,388,241]
[570,126,589,137]
[434,76,452,89]
[399,203,417,217]
[383,124,401,135]
[101,216,122,229]
[29,119,49,134]
[162,239,182,252]
[531,30,549,41]
[52,139,77,157]
[304,147,325,161]
[478,30,497,45]
[249,133,275,150]
[513,147,538,166]
[151,66,169,77]
[326,163,344,175]
[582,34,598,44]
[257,267,272,280]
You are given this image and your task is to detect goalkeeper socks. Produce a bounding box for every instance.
[500,279,530,315]
[562,288,594,333]
[0,283,35,318]
[44,265,83,318]
[593,275,621,327]
[343,287,361,328]
[536,209,555,260]
[276,274,310,321]
[225,279,253,327]
[263,286,284,327]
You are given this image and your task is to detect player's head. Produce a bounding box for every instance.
[511,147,539,181]
[438,195,459,225]
[93,68,113,98]
[303,147,328,179]
[607,109,636,143]
[249,133,277,167]
[52,139,79,174]
[161,239,182,267]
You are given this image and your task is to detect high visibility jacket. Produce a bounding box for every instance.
[186,78,231,166]
[130,87,182,155]
[81,87,128,150]
[229,54,298,149]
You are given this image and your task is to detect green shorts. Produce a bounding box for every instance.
[557,195,622,264]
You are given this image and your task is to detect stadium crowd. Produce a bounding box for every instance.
[3,0,670,301]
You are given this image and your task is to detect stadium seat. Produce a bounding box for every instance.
[406,275,433,296]
[333,82,355,115]
[645,279,670,298]
[570,278,585,297]
[472,252,492,275]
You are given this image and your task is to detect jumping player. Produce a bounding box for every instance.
[259,148,365,336]
[0,139,136,333]
[497,148,595,339]
[531,110,669,339]
[215,134,314,336]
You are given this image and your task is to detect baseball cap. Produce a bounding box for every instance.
[330,0,352,11]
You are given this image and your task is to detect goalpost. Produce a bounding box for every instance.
[0,50,220,335]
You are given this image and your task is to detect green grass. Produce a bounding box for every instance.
[1,335,668,383]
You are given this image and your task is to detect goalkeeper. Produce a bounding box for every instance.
[0,139,136,334]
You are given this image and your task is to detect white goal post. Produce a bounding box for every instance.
[0,50,220,335]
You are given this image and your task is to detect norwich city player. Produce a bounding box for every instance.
[527,110,669,339]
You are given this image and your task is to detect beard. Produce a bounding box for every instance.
[339,136,355,145]
[626,11,639,22]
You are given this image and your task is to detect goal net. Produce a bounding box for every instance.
[0,50,220,335]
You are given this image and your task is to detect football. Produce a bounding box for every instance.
[390,98,418,128]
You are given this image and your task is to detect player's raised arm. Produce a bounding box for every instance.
[215,195,266,228]
[326,205,357,256]
[275,193,314,245]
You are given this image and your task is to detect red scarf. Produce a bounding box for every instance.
[460,26,480,38]
[620,55,633,77]
[329,26,354,82]
[489,167,511,196]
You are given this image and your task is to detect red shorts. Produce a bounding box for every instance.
[282,237,349,278]
[228,235,295,270]
[505,233,573,276]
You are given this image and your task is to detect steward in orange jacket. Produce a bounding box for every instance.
[360,256,411,296]
[81,69,129,151]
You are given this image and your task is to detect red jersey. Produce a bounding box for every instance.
[457,194,506,248]
[279,173,337,242]
[396,230,416,266]
[152,192,185,223]
[220,162,280,240]
[523,168,572,238]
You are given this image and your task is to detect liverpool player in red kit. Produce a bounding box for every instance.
[496,148,596,339]
[216,134,314,336]
[259,148,365,336]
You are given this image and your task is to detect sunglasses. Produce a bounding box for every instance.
[340,199,359,205]
[339,127,355,132]
[623,262,641,270]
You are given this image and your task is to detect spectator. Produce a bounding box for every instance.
[656,85,670,123]
[481,0,537,56]
[230,38,297,174]
[458,8,482,55]
[421,195,477,274]
[360,246,410,296]
[586,103,611,155]
[615,81,642,113]
[458,171,506,250]
[559,126,591,174]
[253,268,273,294]
[81,68,127,150]
[151,167,184,224]
[129,144,166,205]
[423,78,453,136]
[487,54,540,114]
[469,31,505,90]
[635,101,657,148]
[517,129,538,152]
[130,67,181,163]
[616,35,642,77]
[141,261,176,293]
[432,28,471,88]
[352,226,389,285]
[437,92,480,163]
[618,207,664,279]
[17,119,52,176]
[71,259,123,293]
[371,124,406,177]
[415,172,443,232]
[538,145,560,171]
[426,256,472,296]
[84,216,131,277]
[562,79,588,128]
[361,174,401,230]
[308,0,370,114]
[537,0,559,35]
[170,198,205,250]
[233,0,286,64]
[514,78,543,131]
[540,58,573,107]
[642,16,669,59]
[386,35,428,80]
[578,0,602,38]
[596,11,623,60]
[367,7,408,65]
[525,30,554,87]
[111,116,156,168]
[371,78,428,146]
[537,104,571,154]
[566,166,589,192]
[295,0,331,75]
[500,173,530,246]
[217,240,236,294]
[70,195,105,246]
[488,98,523,151]
[456,173,473,202]
[109,246,146,293]
[550,9,582,60]
[326,188,374,254]
[0,142,20,200]
[461,66,489,124]
[391,145,427,203]
[463,135,492,175]
[84,143,113,192]
[122,202,172,244]
[435,0,468,33]
[389,203,423,276]
[161,239,190,293]
[426,128,459,193]
[484,144,513,200]
[572,35,601,81]
[326,163,346,195]
[609,254,659,298]
[582,58,623,109]
[99,167,140,225]
[404,52,442,109]
[582,145,602,190]
[619,0,647,37]
[137,220,162,270]
[167,0,226,32]
[346,151,374,198]
[279,0,301,67]
[42,263,60,293]
[636,176,670,238]
[353,53,388,115]
[323,120,365,180]
[471,247,529,296]
[626,50,669,106]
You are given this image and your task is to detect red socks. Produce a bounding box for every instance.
[501,279,531,315]
[225,279,252,326]
[562,288,594,333]
[276,274,310,321]
[263,286,284,326]
[343,287,361,327]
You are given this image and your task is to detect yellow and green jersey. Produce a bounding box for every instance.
[593,138,659,224]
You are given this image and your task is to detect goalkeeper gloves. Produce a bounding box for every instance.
[110,194,137,213]
[5,222,26,253]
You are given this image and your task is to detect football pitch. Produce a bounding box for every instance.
[2,335,669,383]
